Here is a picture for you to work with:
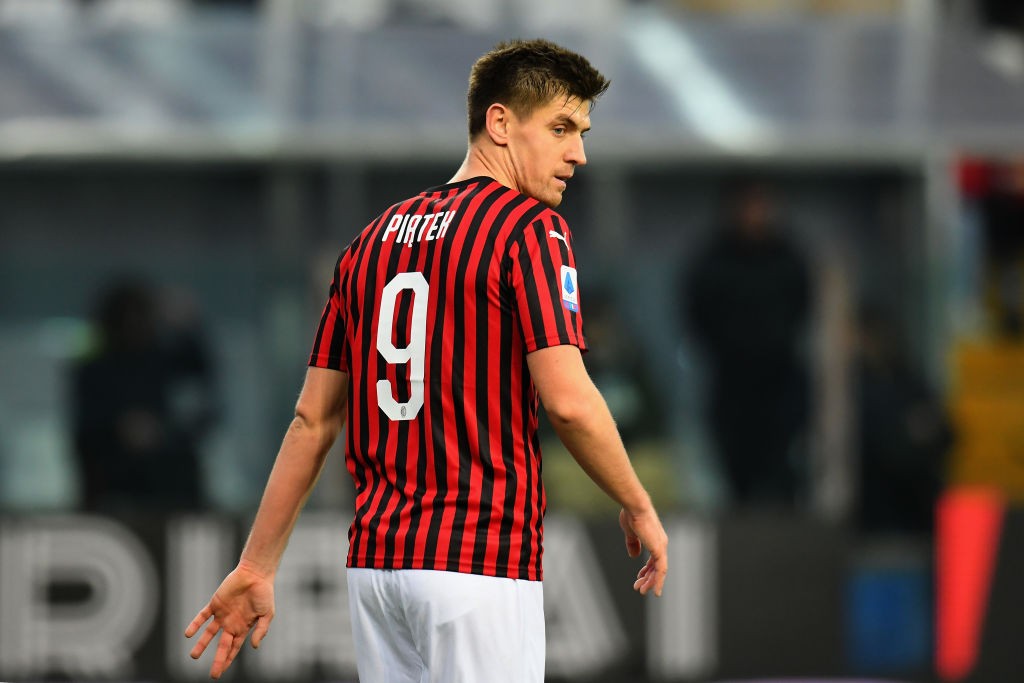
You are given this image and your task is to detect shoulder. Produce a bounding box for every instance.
[509,199,571,240]
[491,185,552,228]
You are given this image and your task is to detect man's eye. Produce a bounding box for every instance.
[553,127,566,135]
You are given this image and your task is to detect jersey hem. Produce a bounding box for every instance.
[346,558,542,582]
[308,354,347,371]
[523,335,588,355]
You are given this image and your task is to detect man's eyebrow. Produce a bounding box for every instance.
[551,115,591,132]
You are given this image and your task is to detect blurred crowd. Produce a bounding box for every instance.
[70,278,218,514]
[31,168,971,546]
[679,179,952,535]
[8,0,1023,543]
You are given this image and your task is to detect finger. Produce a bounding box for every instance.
[638,571,659,596]
[640,555,667,597]
[224,633,246,671]
[652,556,668,597]
[619,510,642,557]
[185,605,213,638]
[635,561,649,591]
[634,557,658,594]
[624,531,641,558]
[210,632,235,680]
[251,615,272,649]
[190,619,221,660]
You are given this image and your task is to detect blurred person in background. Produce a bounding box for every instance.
[852,305,952,536]
[185,39,667,683]
[681,178,812,511]
[978,157,1024,337]
[71,277,218,514]
[581,285,666,447]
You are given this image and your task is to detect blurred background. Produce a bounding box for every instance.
[2,0,1024,681]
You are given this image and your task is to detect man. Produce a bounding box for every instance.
[72,278,214,514]
[682,179,811,508]
[186,39,668,682]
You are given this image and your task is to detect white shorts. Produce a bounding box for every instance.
[346,568,545,683]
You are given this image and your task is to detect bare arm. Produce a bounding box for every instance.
[239,366,349,576]
[185,366,348,678]
[527,345,667,596]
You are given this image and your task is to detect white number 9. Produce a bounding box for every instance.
[376,272,429,421]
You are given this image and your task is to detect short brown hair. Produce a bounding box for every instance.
[467,39,610,138]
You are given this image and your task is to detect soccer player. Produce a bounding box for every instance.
[185,38,668,682]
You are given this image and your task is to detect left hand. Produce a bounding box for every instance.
[184,562,275,679]
[619,507,668,597]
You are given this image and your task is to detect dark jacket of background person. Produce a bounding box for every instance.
[71,279,217,513]
[853,307,953,535]
[682,181,812,508]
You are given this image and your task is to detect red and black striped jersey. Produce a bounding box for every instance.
[309,176,586,581]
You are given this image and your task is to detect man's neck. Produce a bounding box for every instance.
[448,143,519,193]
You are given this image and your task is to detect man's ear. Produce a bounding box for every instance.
[485,103,511,146]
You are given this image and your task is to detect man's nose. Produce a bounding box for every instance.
[567,137,587,167]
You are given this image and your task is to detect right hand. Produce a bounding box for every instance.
[185,562,276,679]
[619,507,668,597]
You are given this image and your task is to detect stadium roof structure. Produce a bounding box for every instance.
[0,6,1023,162]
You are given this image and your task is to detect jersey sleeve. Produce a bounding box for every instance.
[508,211,587,353]
[308,251,350,371]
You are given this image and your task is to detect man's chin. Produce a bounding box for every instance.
[543,191,564,209]
[525,186,563,208]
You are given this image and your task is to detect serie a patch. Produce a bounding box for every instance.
[560,265,579,312]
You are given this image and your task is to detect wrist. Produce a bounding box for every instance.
[622,492,654,518]
[237,556,277,580]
